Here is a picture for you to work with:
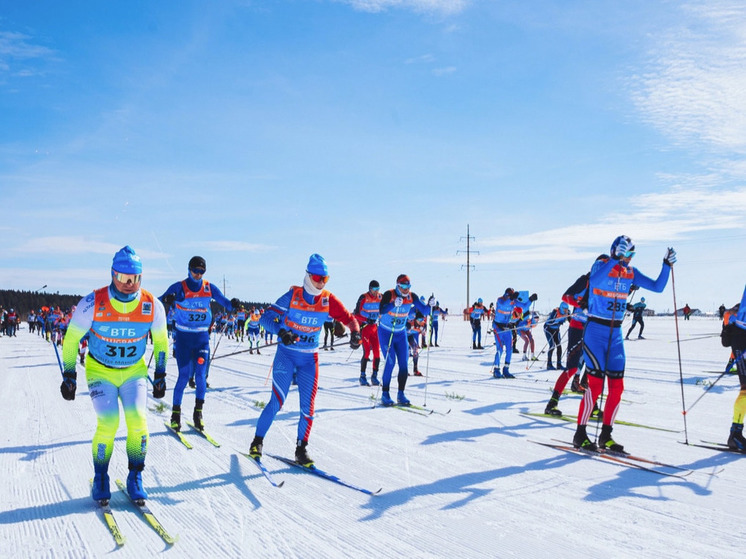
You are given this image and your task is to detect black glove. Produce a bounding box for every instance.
[529,293,538,302]
[350,331,362,350]
[366,318,376,326]
[278,328,297,346]
[626,303,634,312]
[152,371,167,399]
[231,297,241,310]
[510,291,519,300]
[162,293,176,308]
[60,371,77,401]
[630,284,640,292]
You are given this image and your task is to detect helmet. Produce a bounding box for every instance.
[112,246,142,274]
[641,297,646,303]
[559,302,569,314]
[478,298,483,304]
[369,280,379,289]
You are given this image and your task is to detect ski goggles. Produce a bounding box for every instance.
[113,272,142,284]
[397,282,411,290]
[370,286,380,292]
[309,273,329,284]
[621,250,636,259]
[190,267,206,275]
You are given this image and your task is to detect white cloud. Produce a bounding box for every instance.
[629,1,746,155]
[197,241,276,252]
[339,0,468,15]
[12,236,169,261]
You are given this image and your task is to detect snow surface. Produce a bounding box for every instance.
[1,316,743,559]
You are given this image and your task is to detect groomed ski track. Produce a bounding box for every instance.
[1,317,744,558]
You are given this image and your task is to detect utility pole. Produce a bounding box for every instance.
[457,224,478,314]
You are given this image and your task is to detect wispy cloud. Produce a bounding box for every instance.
[0,31,56,74]
[339,0,468,15]
[432,66,456,76]
[629,1,746,155]
[197,241,276,252]
[12,236,169,261]
[425,186,746,265]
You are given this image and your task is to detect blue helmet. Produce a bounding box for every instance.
[641,297,646,303]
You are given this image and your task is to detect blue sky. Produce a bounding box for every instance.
[1,0,745,314]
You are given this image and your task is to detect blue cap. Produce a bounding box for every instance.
[559,302,569,313]
[112,245,142,274]
[306,253,328,276]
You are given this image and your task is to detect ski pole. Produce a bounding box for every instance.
[51,336,64,375]
[685,352,742,414]
[670,265,689,443]
[423,305,434,407]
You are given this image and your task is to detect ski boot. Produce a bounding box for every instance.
[188,377,196,389]
[591,403,603,422]
[728,423,746,451]
[359,373,370,386]
[570,375,585,393]
[193,399,204,431]
[546,362,555,370]
[91,466,111,502]
[572,425,598,452]
[170,404,181,432]
[370,371,380,386]
[126,463,148,503]
[249,435,264,460]
[598,424,625,453]
[502,366,515,379]
[413,370,423,377]
[380,391,394,407]
[544,391,562,416]
[295,439,314,467]
[397,390,411,406]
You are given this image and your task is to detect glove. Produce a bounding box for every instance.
[529,293,538,302]
[152,371,166,399]
[613,237,631,259]
[630,284,640,292]
[626,303,634,312]
[162,293,175,307]
[394,297,403,307]
[278,328,297,346]
[366,318,376,325]
[510,291,519,300]
[427,295,436,306]
[231,297,241,310]
[350,331,362,350]
[664,247,677,266]
[60,371,77,401]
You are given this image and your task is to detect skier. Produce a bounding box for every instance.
[429,300,446,347]
[490,288,520,378]
[625,297,647,339]
[247,307,262,354]
[721,289,746,451]
[248,254,361,466]
[59,246,169,502]
[468,298,486,349]
[377,274,434,406]
[353,280,382,386]
[543,302,570,370]
[159,256,239,433]
[573,236,676,452]
[545,265,600,416]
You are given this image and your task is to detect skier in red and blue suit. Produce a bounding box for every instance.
[354,280,382,386]
[573,236,676,452]
[159,256,239,433]
[248,254,361,467]
[378,274,434,407]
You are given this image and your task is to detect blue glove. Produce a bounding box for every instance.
[60,371,77,401]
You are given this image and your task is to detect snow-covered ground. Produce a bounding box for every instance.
[1,316,742,559]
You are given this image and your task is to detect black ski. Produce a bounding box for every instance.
[267,454,382,495]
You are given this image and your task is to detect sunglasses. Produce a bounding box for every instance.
[370,287,380,292]
[191,268,206,275]
[114,272,142,284]
[397,283,411,290]
[621,251,635,259]
[309,273,329,284]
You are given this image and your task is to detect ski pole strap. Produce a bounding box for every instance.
[588,316,623,328]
